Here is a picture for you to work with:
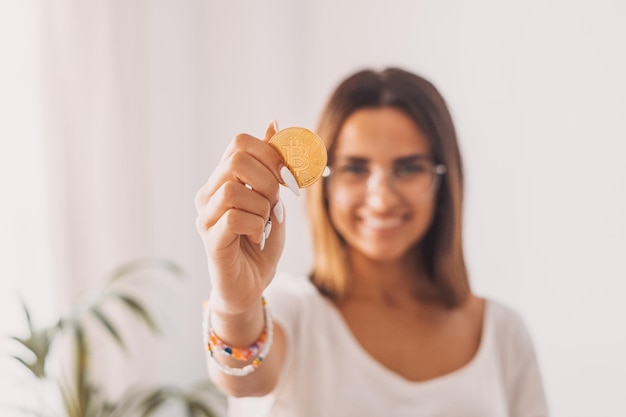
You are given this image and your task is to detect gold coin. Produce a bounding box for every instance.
[269,127,328,188]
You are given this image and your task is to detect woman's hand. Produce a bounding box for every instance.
[195,120,297,315]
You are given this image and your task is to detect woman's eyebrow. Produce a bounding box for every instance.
[394,154,432,164]
[333,153,432,164]
[333,156,369,164]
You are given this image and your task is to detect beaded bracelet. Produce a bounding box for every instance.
[202,297,274,377]
[208,299,269,362]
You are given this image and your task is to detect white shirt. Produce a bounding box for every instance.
[227,274,549,417]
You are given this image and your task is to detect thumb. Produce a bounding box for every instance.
[264,119,280,142]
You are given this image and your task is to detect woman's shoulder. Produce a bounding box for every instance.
[482,298,549,414]
[485,298,526,326]
[483,297,537,354]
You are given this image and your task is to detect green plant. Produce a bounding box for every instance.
[6,258,224,417]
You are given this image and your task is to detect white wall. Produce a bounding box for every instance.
[2,1,624,416]
[0,2,56,413]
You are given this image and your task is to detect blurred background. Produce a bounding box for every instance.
[1,0,624,416]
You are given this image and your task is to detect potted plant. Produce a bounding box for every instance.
[5,258,224,417]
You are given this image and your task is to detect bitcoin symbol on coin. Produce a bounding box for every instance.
[282,139,309,171]
[269,127,327,188]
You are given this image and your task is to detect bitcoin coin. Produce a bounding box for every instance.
[269,127,327,188]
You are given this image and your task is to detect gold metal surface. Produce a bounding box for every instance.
[269,127,327,188]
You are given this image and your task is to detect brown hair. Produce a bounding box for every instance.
[306,67,470,308]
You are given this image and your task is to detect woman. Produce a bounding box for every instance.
[195,68,548,416]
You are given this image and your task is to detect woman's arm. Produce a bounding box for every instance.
[195,120,295,397]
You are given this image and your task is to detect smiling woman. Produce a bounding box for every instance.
[309,70,467,308]
[325,108,442,270]
[4,1,624,416]
[319,107,448,296]
[195,68,549,417]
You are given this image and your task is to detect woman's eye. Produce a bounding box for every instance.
[396,163,427,176]
[340,164,368,175]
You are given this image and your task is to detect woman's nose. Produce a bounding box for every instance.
[364,171,401,209]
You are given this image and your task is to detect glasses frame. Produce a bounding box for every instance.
[322,162,447,198]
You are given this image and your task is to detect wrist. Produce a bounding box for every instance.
[208,291,264,318]
[202,296,274,377]
[206,294,265,346]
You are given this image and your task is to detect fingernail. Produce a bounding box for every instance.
[272,199,284,224]
[264,219,272,240]
[260,231,266,251]
[280,166,300,196]
[272,119,279,132]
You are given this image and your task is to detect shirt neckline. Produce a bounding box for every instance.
[321,295,493,388]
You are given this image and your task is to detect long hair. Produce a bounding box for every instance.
[306,67,469,308]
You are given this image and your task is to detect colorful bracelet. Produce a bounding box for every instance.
[208,298,269,361]
[202,297,273,377]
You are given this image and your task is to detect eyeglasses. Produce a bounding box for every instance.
[323,157,447,198]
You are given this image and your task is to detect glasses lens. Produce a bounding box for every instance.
[326,160,444,197]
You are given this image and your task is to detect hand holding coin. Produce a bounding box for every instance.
[195,121,327,315]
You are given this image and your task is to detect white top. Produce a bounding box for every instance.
[227,274,549,417]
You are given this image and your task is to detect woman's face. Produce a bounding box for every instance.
[327,107,438,263]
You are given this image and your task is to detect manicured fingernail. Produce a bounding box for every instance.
[272,199,284,224]
[264,219,272,239]
[280,166,300,196]
[272,119,279,132]
[259,231,266,251]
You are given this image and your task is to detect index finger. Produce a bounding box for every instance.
[201,122,300,202]
[262,120,300,196]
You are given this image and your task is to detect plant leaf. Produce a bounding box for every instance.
[72,324,89,412]
[136,389,170,417]
[58,376,82,417]
[187,400,219,417]
[153,258,186,278]
[90,308,127,352]
[19,296,35,334]
[32,328,55,377]
[10,354,38,377]
[10,330,50,378]
[83,383,111,417]
[107,258,185,283]
[185,401,196,417]
[114,294,160,334]
[9,335,35,354]
[105,385,145,417]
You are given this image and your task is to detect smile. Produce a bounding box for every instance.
[360,216,405,230]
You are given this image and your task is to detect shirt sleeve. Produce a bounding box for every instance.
[494,302,550,417]
[263,273,316,390]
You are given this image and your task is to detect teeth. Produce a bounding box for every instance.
[363,217,403,229]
